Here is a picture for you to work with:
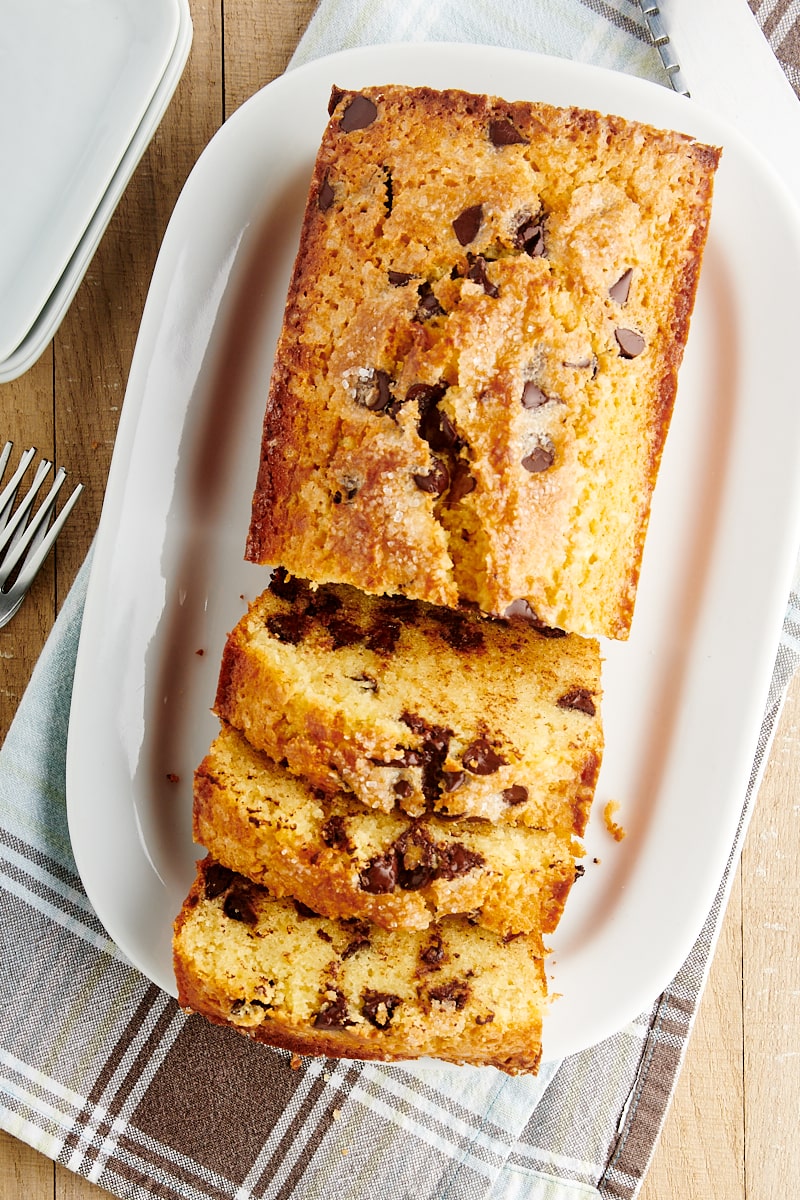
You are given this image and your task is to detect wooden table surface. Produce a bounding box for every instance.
[1,3,798,1197]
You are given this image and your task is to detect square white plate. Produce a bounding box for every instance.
[66,44,800,1063]
[0,0,181,361]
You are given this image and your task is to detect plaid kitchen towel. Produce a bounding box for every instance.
[2,3,800,1199]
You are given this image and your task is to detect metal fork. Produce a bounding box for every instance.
[0,442,83,628]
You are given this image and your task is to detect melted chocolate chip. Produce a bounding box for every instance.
[521,443,555,474]
[414,281,445,321]
[328,86,344,116]
[466,255,499,298]
[574,863,586,878]
[428,980,470,1010]
[326,618,363,649]
[448,459,476,503]
[318,174,334,212]
[502,784,528,806]
[316,928,333,943]
[388,270,413,286]
[609,268,633,305]
[313,990,353,1029]
[475,1012,495,1025]
[396,835,436,890]
[615,328,645,359]
[421,932,445,968]
[293,899,322,919]
[441,770,466,793]
[393,779,413,799]
[350,672,377,692]
[399,713,453,807]
[435,842,484,880]
[462,738,506,775]
[514,216,545,257]
[361,990,402,1028]
[366,620,401,654]
[413,458,450,495]
[266,612,309,644]
[342,933,371,958]
[417,392,460,453]
[558,688,597,717]
[268,566,303,603]
[352,368,392,412]
[223,885,258,926]
[340,94,378,132]
[359,852,398,894]
[489,117,528,146]
[383,167,393,215]
[321,815,352,852]
[305,590,342,616]
[204,862,235,900]
[452,204,483,246]
[521,381,551,409]
[432,610,484,651]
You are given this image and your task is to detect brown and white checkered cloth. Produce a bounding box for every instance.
[2,3,800,1197]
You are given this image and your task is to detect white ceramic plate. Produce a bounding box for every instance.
[66,44,800,1063]
[0,0,181,362]
[0,0,193,384]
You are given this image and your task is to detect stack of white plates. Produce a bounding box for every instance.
[0,0,192,383]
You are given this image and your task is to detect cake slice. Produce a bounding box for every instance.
[173,857,547,1075]
[194,722,580,938]
[246,84,720,639]
[214,572,603,827]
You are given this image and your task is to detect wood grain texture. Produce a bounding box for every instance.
[2,3,800,1198]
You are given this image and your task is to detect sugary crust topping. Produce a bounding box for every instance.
[246,84,720,639]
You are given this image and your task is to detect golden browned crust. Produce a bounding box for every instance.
[173,858,545,1075]
[246,84,720,639]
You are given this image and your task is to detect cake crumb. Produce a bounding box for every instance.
[165,773,180,784]
[603,800,626,842]
[332,1108,342,1121]
[290,1053,303,1070]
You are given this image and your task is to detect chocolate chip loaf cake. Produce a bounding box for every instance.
[214,570,603,828]
[246,84,720,639]
[194,723,579,938]
[173,857,547,1074]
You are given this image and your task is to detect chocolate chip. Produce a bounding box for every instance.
[413,458,450,495]
[447,459,476,503]
[342,933,371,958]
[574,863,586,878]
[340,94,378,132]
[305,590,342,616]
[428,980,470,1010]
[293,899,322,919]
[268,566,304,603]
[452,204,483,246]
[417,395,459,453]
[615,328,645,359]
[514,215,545,257]
[328,86,345,116]
[558,687,597,717]
[521,381,551,409]
[393,779,413,799]
[313,990,354,1029]
[359,852,398,894]
[388,270,413,286]
[223,885,258,926]
[421,932,445,968]
[326,618,363,649]
[318,174,334,212]
[414,281,444,321]
[204,862,235,900]
[351,368,392,412]
[316,928,333,943]
[361,990,403,1028]
[466,255,499,298]
[435,842,484,880]
[432,610,484,651]
[366,620,401,654]
[609,268,633,305]
[382,166,393,215]
[489,117,528,146]
[266,612,309,644]
[397,838,436,890]
[475,1012,495,1025]
[441,770,466,793]
[502,784,528,805]
[521,443,554,473]
[321,815,352,852]
[462,738,506,775]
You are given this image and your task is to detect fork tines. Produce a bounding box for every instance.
[0,441,83,627]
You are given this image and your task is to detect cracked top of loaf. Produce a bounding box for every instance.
[246,84,720,639]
